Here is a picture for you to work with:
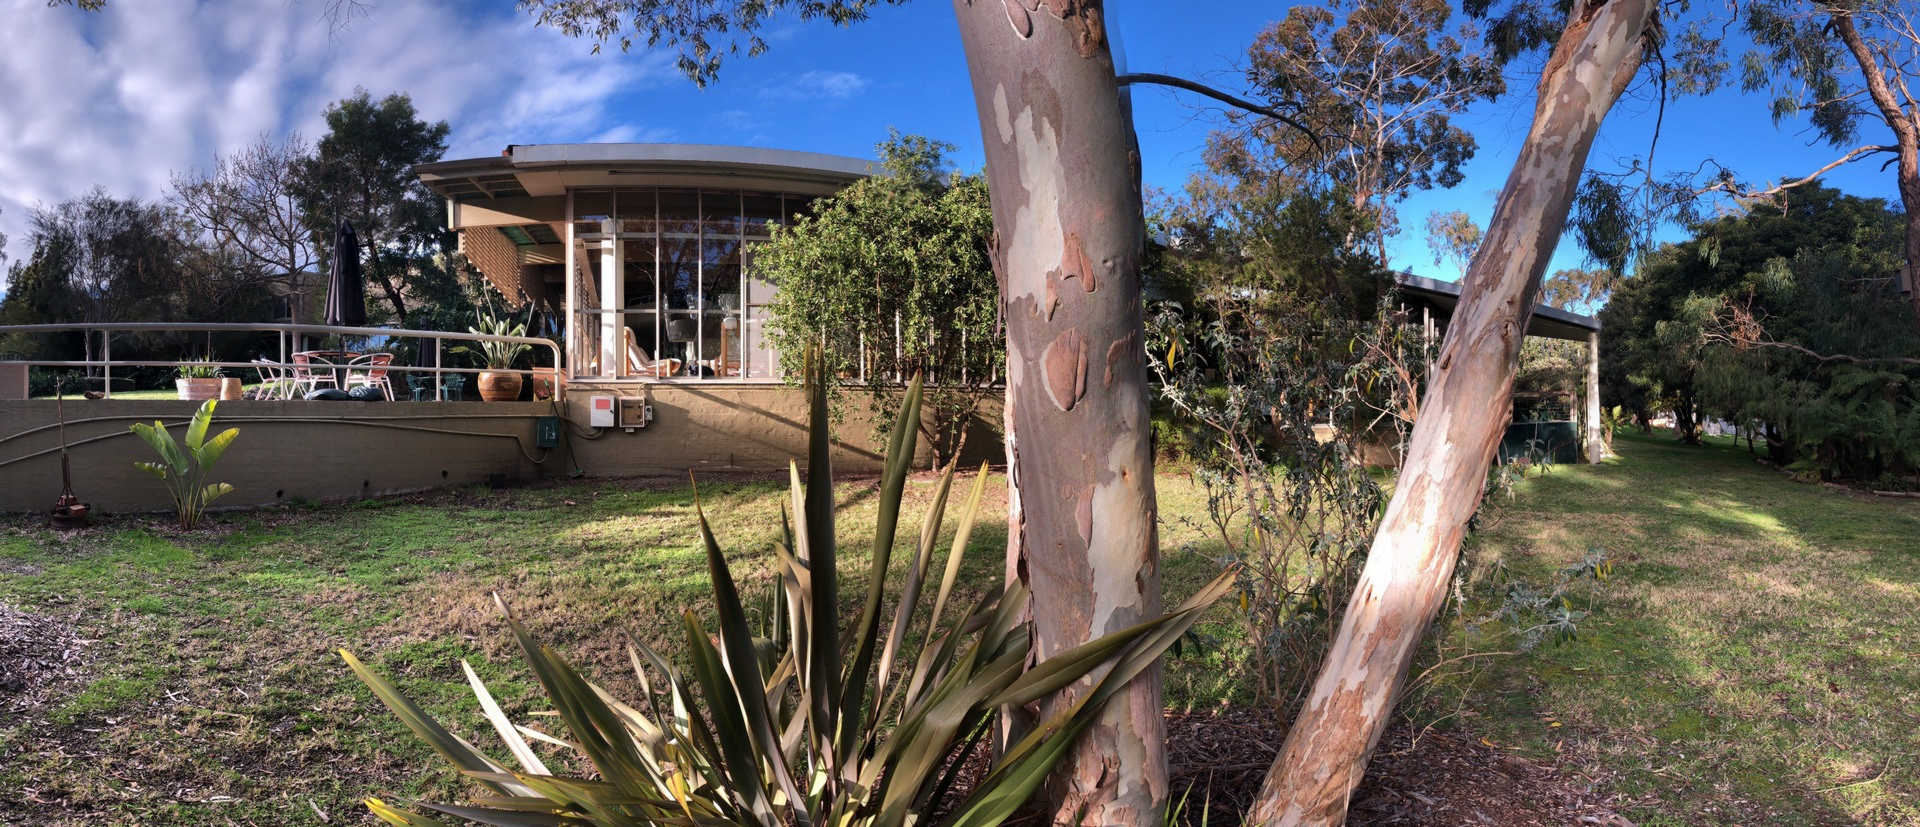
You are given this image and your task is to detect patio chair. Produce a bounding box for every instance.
[346,352,395,401]
[289,352,338,397]
[251,358,291,400]
[624,327,681,378]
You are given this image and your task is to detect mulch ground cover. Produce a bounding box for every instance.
[0,601,86,715]
[1164,707,1632,826]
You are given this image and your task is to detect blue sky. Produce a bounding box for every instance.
[0,0,1903,293]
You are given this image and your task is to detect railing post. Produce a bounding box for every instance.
[102,329,112,399]
[434,337,444,402]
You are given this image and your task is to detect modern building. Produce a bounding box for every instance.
[415,143,875,386]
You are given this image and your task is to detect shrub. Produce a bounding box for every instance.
[341,360,1231,826]
[128,399,238,529]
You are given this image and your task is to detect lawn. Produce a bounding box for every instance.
[0,469,1232,825]
[1429,430,1920,825]
[1,430,1915,824]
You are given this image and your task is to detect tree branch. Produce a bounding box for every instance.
[1115,72,1324,151]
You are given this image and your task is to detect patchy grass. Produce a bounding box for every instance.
[0,470,1229,825]
[3,429,1914,825]
[1423,430,1920,825]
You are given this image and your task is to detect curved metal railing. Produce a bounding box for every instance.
[0,322,565,402]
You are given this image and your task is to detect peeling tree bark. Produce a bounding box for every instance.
[951,1,1166,822]
[1247,0,1655,823]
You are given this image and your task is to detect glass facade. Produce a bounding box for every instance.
[568,187,814,381]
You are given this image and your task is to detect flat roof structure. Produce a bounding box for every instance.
[1394,271,1600,342]
[416,143,875,201]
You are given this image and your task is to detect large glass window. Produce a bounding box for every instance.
[568,186,809,380]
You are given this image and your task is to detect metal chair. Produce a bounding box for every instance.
[290,352,337,398]
[346,352,395,401]
[251,358,291,400]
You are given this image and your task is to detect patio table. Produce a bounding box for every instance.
[293,350,360,391]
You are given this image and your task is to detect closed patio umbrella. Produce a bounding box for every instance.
[325,219,366,328]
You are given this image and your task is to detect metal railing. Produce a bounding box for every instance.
[0,322,565,402]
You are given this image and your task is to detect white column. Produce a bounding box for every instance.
[599,218,622,378]
[564,195,576,378]
[1586,329,1606,462]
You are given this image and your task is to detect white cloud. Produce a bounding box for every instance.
[0,0,675,271]
[762,69,869,101]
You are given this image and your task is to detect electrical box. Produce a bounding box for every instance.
[588,395,616,428]
[534,416,561,449]
[618,397,651,429]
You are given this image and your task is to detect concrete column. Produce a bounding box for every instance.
[1586,329,1606,462]
[599,218,622,379]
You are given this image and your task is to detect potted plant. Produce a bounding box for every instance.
[175,360,224,401]
[457,310,532,402]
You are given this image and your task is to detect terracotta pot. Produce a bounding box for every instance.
[530,370,556,401]
[477,371,523,402]
[176,377,222,401]
[218,377,244,400]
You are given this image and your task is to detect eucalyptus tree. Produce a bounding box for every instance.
[1579,0,1920,327]
[1237,0,1507,261]
[1425,209,1483,278]
[1249,0,1662,820]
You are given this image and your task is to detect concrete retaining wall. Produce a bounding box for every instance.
[0,386,1005,513]
[0,400,548,514]
[561,382,1003,478]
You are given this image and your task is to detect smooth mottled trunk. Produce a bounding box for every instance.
[1831,13,1920,329]
[952,1,1165,822]
[1247,1,1654,823]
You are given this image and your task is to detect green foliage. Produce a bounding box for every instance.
[1236,0,1505,253]
[128,399,239,530]
[453,310,532,369]
[1424,209,1482,278]
[1147,182,1410,707]
[1601,184,1920,482]
[760,132,1001,463]
[341,359,1231,826]
[519,0,909,86]
[291,91,453,327]
[175,360,223,379]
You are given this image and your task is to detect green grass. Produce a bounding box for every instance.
[1423,429,1920,825]
[0,471,1228,825]
[2,431,1914,824]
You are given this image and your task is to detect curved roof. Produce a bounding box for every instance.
[417,143,876,200]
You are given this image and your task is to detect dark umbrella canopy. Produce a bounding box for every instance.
[324,220,367,328]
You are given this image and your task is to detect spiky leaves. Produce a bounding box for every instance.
[343,355,1230,826]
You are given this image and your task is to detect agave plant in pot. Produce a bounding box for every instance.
[458,310,533,402]
[175,360,224,401]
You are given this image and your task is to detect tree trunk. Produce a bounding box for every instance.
[1247,1,1654,822]
[363,236,410,327]
[951,1,1166,822]
[1830,12,1920,329]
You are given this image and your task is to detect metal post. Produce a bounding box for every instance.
[101,330,112,399]
[435,337,444,402]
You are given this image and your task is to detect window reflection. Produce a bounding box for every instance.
[569,186,805,380]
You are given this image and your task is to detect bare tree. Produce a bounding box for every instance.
[1250,0,1659,821]
[172,134,320,323]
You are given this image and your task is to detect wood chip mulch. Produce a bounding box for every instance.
[1165,708,1633,826]
[0,601,87,714]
